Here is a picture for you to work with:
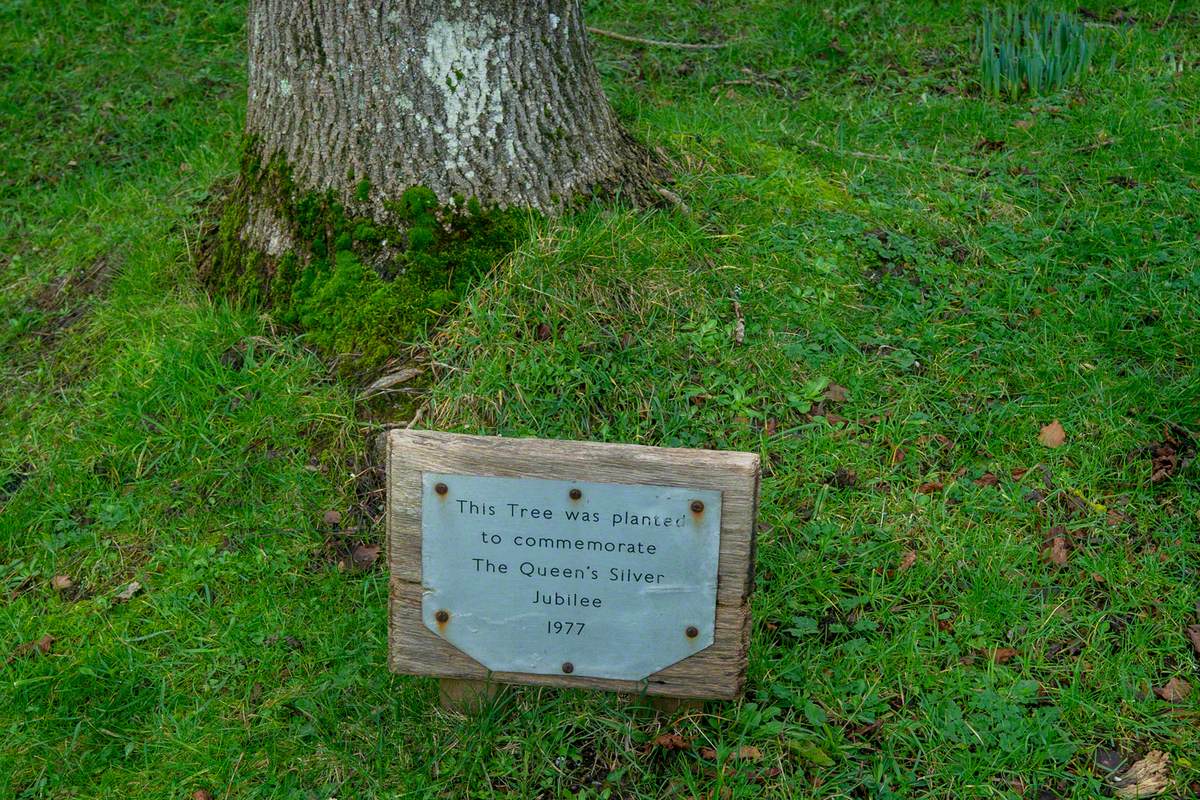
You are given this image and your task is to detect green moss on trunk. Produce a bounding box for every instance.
[201,138,526,376]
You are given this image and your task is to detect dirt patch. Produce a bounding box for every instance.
[27,253,116,345]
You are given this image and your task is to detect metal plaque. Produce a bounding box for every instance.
[420,472,722,681]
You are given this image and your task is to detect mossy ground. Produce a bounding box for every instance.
[202,143,527,376]
[2,1,1199,798]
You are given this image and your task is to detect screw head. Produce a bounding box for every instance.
[569,488,582,500]
[561,661,575,674]
[686,625,699,639]
[435,609,450,624]
[690,500,704,513]
[434,482,448,496]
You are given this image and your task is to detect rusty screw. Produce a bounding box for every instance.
[561,661,575,674]
[686,625,699,639]
[434,482,448,496]
[435,609,450,624]
[690,500,704,513]
[569,488,582,500]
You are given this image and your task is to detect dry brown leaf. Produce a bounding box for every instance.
[1042,534,1071,567]
[734,745,763,761]
[1107,507,1134,527]
[827,468,857,488]
[114,581,142,603]
[11,634,54,660]
[322,509,342,527]
[891,447,906,465]
[992,647,1018,664]
[193,791,214,800]
[1011,466,1030,480]
[652,733,691,751]
[1039,420,1067,448]
[974,472,1000,487]
[695,745,761,761]
[1111,750,1171,798]
[1013,117,1035,130]
[898,550,917,572]
[1154,677,1192,703]
[1186,625,1200,660]
[51,575,73,591]
[359,366,423,398]
[822,383,848,403]
[917,481,944,494]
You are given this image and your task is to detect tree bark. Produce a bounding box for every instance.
[241,0,661,253]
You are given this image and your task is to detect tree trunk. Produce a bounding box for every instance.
[241,0,661,254]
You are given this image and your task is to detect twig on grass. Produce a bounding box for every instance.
[587,26,732,50]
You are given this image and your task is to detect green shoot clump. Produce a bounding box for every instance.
[978,3,1099,98]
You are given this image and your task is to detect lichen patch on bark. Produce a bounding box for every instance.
[244,0,662,228]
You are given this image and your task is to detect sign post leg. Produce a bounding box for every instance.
[648,696,704,715]
[439,678,499,713]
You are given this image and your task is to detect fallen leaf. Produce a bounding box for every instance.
[1095,747,1127,774]
[699,747,718,759]
[992,647,1018,664]
[1147,424,1196,484]
[1154,677,1192,703]
[1011,467,1030,480]
[974,472,999,487]
[322,509,342,527]
[890,447,906,465]
[1042,531,1071,567]
[11,634,54,660]
[917,481,944,494]
[51,575,73,591]
[1039,420,1067,448]
[1110,750,1171,798]
[193,791,214,800]
[764,417,778,437]
[359,366,423,399]
[535,322,553,341]
[734,745,763,761]
[1186,625,1200,660]
[822,383,848,403]
[1107,507,1134,527]
[1013,117,1035,130]
[652,733,691,751]
[827,468,857,488]
[898,550,917,572]
[114,581,142,603]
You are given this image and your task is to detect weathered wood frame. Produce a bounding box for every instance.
[386,430,759,699]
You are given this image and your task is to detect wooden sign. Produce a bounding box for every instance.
[386,430,759,700]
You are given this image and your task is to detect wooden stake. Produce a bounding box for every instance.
[648,696,704,716]
[438,678,499,713]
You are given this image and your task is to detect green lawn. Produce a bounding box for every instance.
[2,1,1198,798]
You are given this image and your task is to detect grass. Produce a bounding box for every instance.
[2,0,1198,797]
